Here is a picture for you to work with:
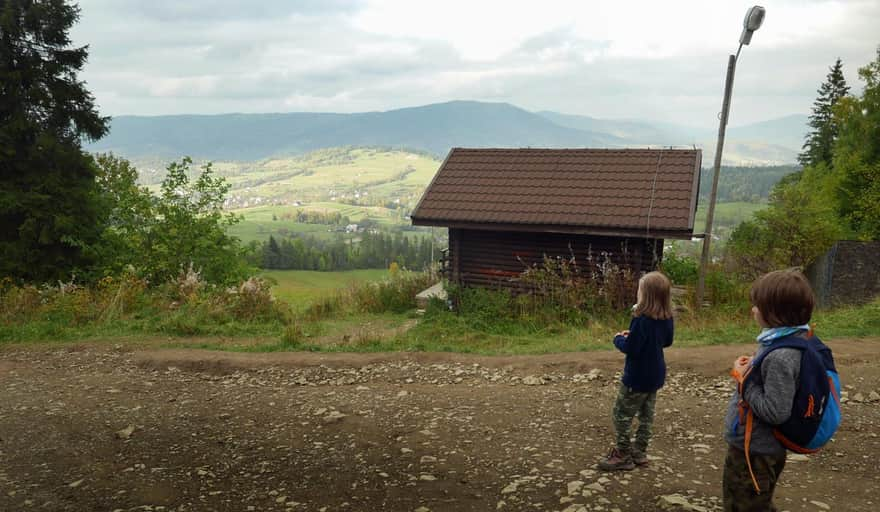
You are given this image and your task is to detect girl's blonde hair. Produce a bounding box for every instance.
[634,271,673,320]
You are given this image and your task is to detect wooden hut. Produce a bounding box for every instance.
[410,148,702,288]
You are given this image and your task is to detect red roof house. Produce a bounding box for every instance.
[411,148,702,287]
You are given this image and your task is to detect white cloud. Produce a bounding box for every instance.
[70,0,880,126]
[353,0,856,59]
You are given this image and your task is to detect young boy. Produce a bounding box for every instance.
[599,271,674,471]
[724,270,816,511]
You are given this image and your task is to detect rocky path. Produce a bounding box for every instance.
[1,339,879,511]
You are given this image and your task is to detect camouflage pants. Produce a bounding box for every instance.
[722,445,787,512]
[611,384,657,453]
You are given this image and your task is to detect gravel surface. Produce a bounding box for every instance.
[1,339,878,511]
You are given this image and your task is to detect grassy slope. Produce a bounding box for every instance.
[293,299,880,355]
[262,269,388,310]
[694,202,767,230]
[229,208,331,242]
[7,291,877,355]
[224,148,439,203]
[223,148,439,243]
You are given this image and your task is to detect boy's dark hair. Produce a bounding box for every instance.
[634,271,673,320]
[750,270,815,327]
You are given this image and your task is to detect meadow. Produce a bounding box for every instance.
[228,202,424,243]
[217,147,440,206]
[693,201,767,230]
[261,268,388,310]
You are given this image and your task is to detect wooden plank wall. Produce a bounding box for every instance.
[449,228,663,288]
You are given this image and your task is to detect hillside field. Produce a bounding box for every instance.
[217,148,777,248]
[215,148,440,208]
[693,201,767,231]
[261,269,389,309]
[229,202,425,244]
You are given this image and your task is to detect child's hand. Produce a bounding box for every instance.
[730,355,752,383]
[615,330,629,338]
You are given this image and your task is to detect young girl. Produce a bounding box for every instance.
[599,271,674,471]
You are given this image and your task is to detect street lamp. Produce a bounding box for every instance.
[695,5,765,307]
[739,6,766,46]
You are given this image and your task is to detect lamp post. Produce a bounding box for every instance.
[695,5,765,307]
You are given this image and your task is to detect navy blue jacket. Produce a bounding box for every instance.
[613,315,674,392]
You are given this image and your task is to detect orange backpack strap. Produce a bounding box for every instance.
[737,364,762,493]
[743,408,762,494]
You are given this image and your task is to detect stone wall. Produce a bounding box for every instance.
[806,240,880,308]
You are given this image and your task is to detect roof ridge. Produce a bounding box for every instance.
[452,147,698,152]
[412,147,702,234]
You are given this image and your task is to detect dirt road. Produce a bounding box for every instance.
[1,339,878,511]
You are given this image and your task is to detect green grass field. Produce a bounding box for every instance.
[220,147,439,204]
[229,203,432,243]
[261,269,388,310]
[228,208,331,242]
[694,201,767,230]
[209,147,441,243]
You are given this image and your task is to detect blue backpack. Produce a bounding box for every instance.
[738,334,842,492]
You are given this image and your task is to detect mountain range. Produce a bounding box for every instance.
[88,100,807,165]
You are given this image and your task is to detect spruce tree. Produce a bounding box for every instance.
[0,0,109,282]
[798,58,850,168]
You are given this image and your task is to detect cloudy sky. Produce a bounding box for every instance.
[71,0,879,128]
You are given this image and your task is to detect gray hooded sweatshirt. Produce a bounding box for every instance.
[724,345,802,455]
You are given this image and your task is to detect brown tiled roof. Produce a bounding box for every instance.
[411,148,702,238]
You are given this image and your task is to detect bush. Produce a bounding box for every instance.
[281,320,305,347]
[93,155,252,286]
[303,296,342,321]
[661,251,699,286]
[727,171,842,279]
[307,269,437,318]
[0,281,42,324]
[451,285,522,332]
[96,273,149,321]
[705,268,748,307]
[518,254,638,318]
[0,271,150,328]
[433,254,640,333]
[229,277,277,320]
[348,271,434,313]
[0,273,291,341]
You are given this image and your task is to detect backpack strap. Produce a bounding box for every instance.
[736,365,762,493]
[749,335,812,370]
[743,408,762,493]
[737,334,812,495]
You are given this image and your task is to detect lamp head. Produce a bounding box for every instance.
[739,6,765,45]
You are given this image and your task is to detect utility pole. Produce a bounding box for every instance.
[695,5,765,307]
[695,54,736,306]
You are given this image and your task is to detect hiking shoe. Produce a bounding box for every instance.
[631,450,649,466]
[597,448,635,471]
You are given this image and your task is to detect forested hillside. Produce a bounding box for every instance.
[698,165,799,202]
[90,101,805,166]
